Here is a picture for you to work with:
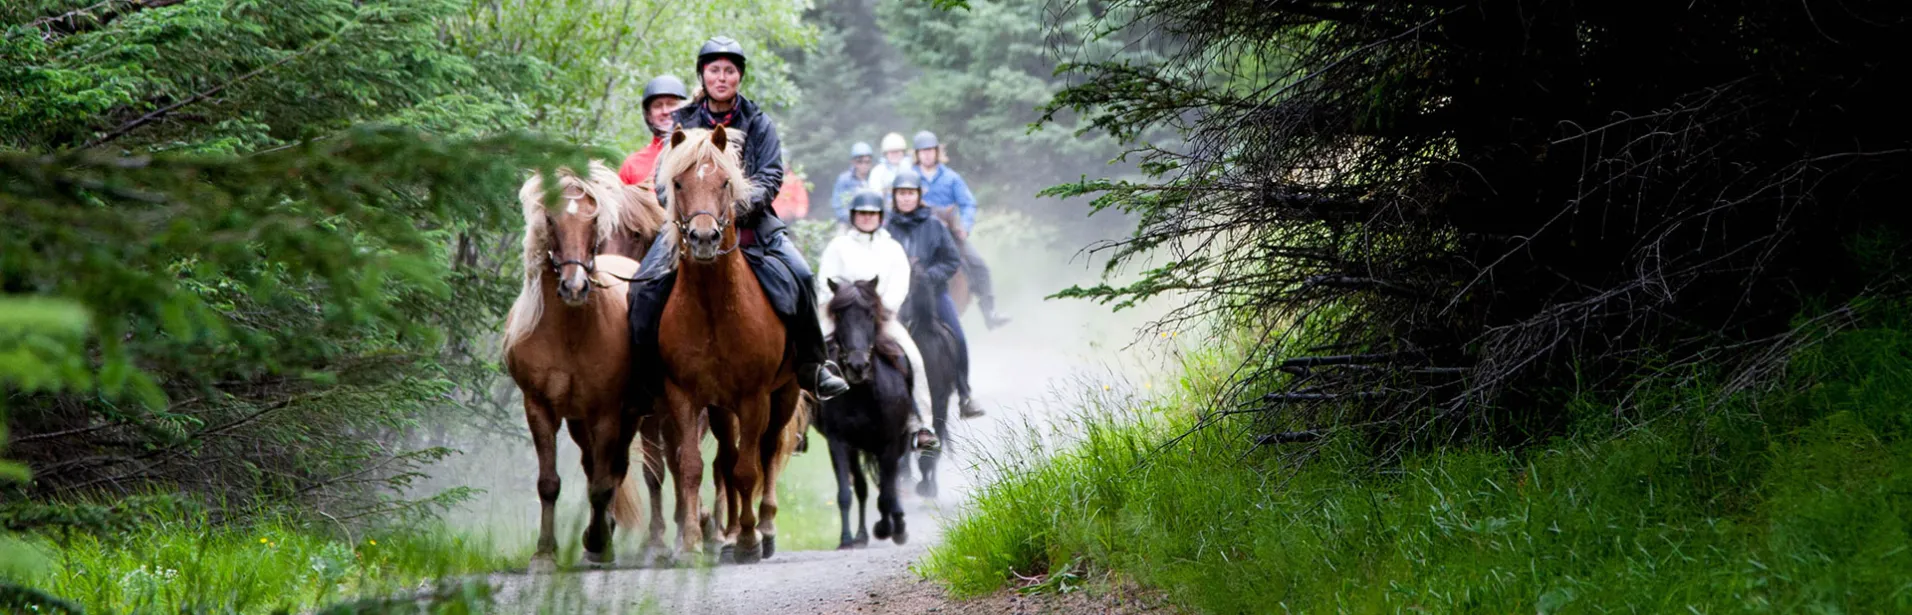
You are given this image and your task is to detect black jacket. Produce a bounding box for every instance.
[656,94,786,235]
[885,205,962,295]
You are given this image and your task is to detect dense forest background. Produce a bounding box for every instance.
[0,0,1128,556]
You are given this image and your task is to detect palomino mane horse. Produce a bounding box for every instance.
[503,161,666,567]
[930,205,972,316]
[819,277,913,549]
[653,126,807,564]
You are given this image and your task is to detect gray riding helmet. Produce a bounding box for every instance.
[912,130,939,150]
[641,75,689,107]
[850,142,874,159]
[891,168,924,194]
[697,36,748,77]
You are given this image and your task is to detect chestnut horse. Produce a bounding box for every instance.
[654,126,806,563]
[932,205,972,316]
[503,161,666,567]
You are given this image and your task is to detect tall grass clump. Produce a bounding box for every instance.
[925,307,1912,612]
[2,497,514,615]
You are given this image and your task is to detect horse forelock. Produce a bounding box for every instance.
[828,282,906,368]
[503,161,634,354]
[659,129,749,218]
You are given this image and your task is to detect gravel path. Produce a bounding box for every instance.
[477,246,1172,614]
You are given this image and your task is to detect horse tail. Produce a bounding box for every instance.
[611,454,643,530]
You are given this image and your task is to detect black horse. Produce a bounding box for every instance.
[818,278,913,548]
[901,269,965,498]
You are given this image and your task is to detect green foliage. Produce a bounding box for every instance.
[875,0,1146,207]
[3,0,539,153]
[926,307,1912,612]
[1,498,510,615]
[441,0,815,150]
[2,127,586,514]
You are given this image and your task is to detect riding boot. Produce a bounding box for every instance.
[772,236,851,400]
[627,235,679,398]
[961,241,1011,330]
[936,293,985,419]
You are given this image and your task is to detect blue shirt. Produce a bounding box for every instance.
[830,168,871,224]
[916,164,978,232]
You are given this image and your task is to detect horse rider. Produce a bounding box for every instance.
[619,75,689,191]
[629,35,851,400]
[817,191,941,450]
[868,132,910,195]
[910,131,1011,330]
[886,169,983,418]
[830,142,876,226]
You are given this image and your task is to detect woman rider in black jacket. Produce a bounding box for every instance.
[629,36,850,400]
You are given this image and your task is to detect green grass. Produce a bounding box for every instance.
[924,315,1912,612]
[3,507,513,614]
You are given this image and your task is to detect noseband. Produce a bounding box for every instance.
[675,209,739,258]
[545,193,636,286]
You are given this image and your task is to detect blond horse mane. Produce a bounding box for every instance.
[502,160,637,354]
[656,128,751,221]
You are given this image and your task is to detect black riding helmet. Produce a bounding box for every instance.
[848,191,887,226]
[641,75,688,108]
[697,36,748,78]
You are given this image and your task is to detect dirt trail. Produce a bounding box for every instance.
[477,231,1171,614]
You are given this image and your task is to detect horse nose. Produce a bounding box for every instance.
[558,276,590,304]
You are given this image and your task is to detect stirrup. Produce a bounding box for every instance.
[808,361,850,400]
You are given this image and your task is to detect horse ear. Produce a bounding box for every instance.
[670,128,687,148]
[827,277,840,293]
[868,275,880,290]
[711,124,728,152]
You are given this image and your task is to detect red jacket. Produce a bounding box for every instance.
[771,173,809,220]
[618,137,667,186]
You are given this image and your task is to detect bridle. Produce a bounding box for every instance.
[545,192,636,286]
[672,182,741,259]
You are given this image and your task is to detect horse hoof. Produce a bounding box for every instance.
[718,544,736,564]
[873,518,892,540]
[528,555,558,574]
[582,550,615,568]
[733,542,763,565]
[893,529,909,545]
[762,535,777,560]
[853,532,870,548]
[915,480,937,499]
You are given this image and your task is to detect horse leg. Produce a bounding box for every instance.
[525,399,561,568]
[756,382,801,559]
[870,451,893,540]
[828,435,857,550]
[706,407,740,558]
[585,408,634,565]
[727,394,771,564]
[918,380,952,499]
[638,413,669,564]
[663,384,706,561]
[881,449,908,545]
[563,420,609,564]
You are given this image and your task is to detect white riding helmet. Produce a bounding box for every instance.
[880,132,908,153]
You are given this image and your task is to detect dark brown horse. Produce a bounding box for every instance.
[654,126,805,563]
[932,205,973,315]
[503,162,667,568]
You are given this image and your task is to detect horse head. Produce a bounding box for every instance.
[826,277,885,385]
[520,162,629,308]
[663,126,749,263]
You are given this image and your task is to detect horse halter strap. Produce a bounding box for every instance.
[674,208,740,258]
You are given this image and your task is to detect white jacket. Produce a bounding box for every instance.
[816,227,912,334]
